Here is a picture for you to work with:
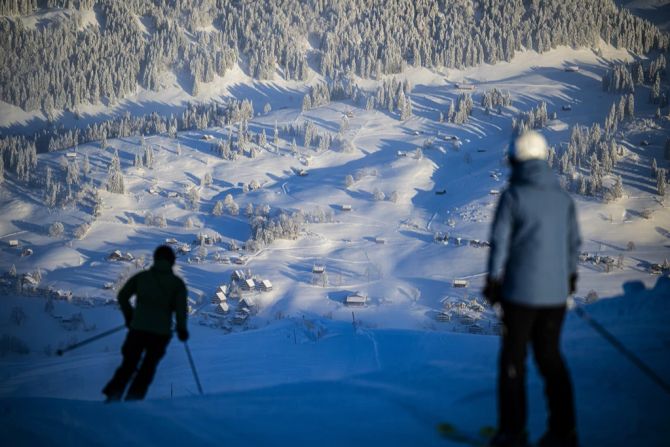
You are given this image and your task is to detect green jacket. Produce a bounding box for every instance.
[118,259,188,336]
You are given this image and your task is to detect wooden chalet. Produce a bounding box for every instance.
[216,302,230,314]
[212,291,227,304]
[259,279,273,292]
[241,278,255,291]
[233,308,250,324]
[345,292,367,306]
[452,279,469,288]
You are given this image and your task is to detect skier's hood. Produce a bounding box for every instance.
[510,159,557,188]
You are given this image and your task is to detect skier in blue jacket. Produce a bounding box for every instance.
[485,131,581,447]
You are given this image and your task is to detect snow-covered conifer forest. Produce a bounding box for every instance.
[0,1,669,446]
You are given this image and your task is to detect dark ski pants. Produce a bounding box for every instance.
[103,329,171,401]
[498,302,576,438]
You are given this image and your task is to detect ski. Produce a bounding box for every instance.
[437,422,496,446]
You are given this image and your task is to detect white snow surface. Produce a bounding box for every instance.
[0,280,669,446]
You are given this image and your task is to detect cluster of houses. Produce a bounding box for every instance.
[579,252,620,271]
[206,270,274,327]
[5,240,33,257]
[108,250,135,262]
[0,270,86,306]
[433,233,490,248]
[435,296,499,335]
[650,259,670,275]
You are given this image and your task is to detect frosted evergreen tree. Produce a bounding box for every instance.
[389,191,399,203]
[635,64,645,84]
[201,172,212,187]
[290,138,298,155]
[650,74,662,104]
[143,145,154,169]
[212,200,224,216]
[0,160,4,185]
[617,96,626,122]
[626,94,635,118]
[187,187,200,211]
[274,121,279,150]
[48,222,64,238]
[259,129,267,147]
[373,188,385,201]
[106,150,125,194]
[74,222,90,239]
[155,214,167,228]
[82,153,90,179]
[302,95,312,111]
[651,158,658,178]
[264,103,271,114]
[657,168,667,196]
[345,174,354,188]
[245,203,254,217]
[613,175,624,199]
[578,176,587,195]
[400,94,412,120]
[66,160,79,186]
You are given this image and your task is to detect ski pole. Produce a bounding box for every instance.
[56,324,126,356]
[574,306,670,395]
[184,342,204,395]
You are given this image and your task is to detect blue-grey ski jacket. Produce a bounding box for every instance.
[487,159,581,306]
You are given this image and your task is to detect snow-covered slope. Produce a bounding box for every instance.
[1,41,669,447]
[1,278,669,447]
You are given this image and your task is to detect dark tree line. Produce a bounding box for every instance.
[602,55,667,104]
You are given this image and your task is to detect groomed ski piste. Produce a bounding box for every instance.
[1,40,669,446]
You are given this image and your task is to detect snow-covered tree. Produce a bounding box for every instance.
[657,168,667,196]
[106,150,125,194]
[48,222,65,238]
[245,202,254,217]
[212,200,224,216]
[187,187,200,211]
[612,175,624,199]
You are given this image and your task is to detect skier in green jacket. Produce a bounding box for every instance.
[103,245,188,402]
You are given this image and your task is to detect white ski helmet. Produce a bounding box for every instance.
[509,130,548,162]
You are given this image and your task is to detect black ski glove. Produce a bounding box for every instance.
[177,328,189,342]
[569,273,578,295]
[483,276,502,305]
